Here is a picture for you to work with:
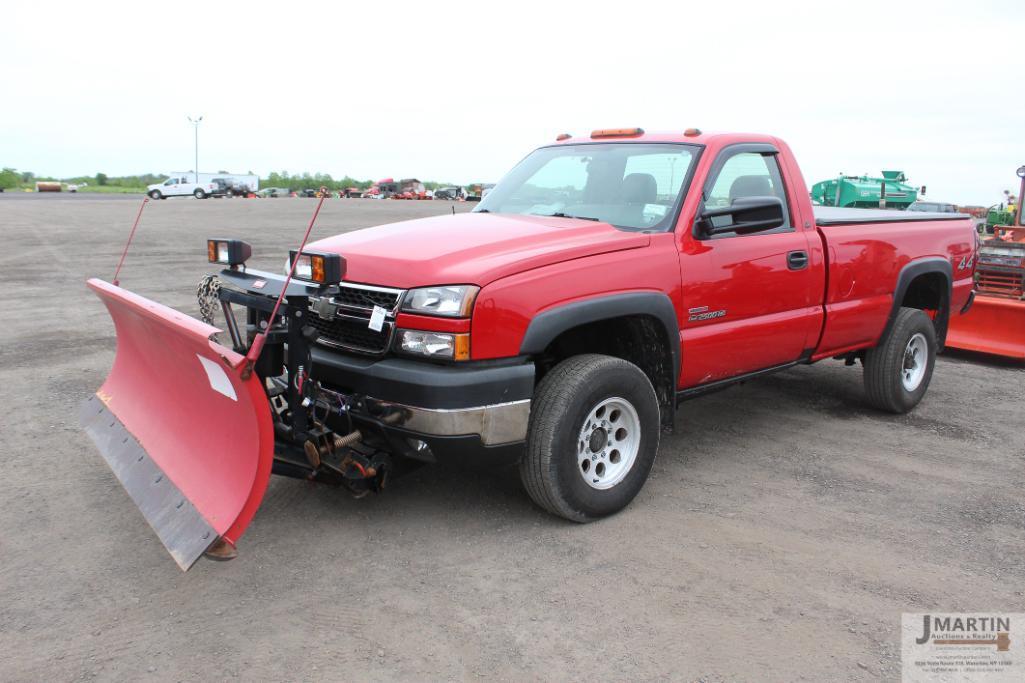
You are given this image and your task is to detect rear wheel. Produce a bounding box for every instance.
[520,354,660,522]
[863,307,937,413]
[194,189,206,199]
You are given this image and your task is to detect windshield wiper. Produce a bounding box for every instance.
[544,212,599,221]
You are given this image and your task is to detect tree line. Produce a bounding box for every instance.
[0,167,456,192]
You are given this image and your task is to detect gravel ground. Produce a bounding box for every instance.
[1,196,1023,681]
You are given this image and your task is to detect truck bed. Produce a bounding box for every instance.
[814,206,968,226]
[812,210,976,359]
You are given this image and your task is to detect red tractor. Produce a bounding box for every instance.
[946,166,1025,359]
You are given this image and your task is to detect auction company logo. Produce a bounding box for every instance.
[916,614,1011,650]
[902,613,1022,682]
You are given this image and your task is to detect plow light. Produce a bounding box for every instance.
[1017,166,1025,179]
[288,250,345,285]
[396,329,470,361]
[207,239,252,266]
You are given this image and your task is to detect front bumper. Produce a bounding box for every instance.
[311,348,535,453]
[360,396,531,446]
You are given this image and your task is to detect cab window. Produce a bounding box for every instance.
[705,153,787,207]
[703,151,791,231]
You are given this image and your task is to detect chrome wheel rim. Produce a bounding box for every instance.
[902,333,928,391]
[576,397,640,490]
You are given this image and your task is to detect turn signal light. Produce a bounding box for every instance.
[590,128,644,139]
[454,333,470,361]
[207,238,252,266]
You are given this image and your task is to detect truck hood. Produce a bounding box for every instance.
[306,212,650,288]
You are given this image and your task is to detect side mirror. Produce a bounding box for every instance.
[698,196,786,236]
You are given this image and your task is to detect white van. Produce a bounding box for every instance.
[147,176,218,199]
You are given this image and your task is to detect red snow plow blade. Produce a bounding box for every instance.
[946,295,1025,361]
[80,278,274,570]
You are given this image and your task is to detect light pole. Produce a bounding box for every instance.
[187,115,203,183]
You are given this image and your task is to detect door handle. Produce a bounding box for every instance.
[787,250,808,270]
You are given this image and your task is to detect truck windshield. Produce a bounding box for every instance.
[475,143,698,231]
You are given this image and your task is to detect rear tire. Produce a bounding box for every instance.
[863,307,936,413]
[520,354,660,522]
[194,189,206,199]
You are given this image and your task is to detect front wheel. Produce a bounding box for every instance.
[863,307,937,413]
[148,190,162,200]
[194,189,206,199]
[520,354,660,522]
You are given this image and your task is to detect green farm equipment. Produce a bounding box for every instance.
[984,206,1016,234]
[810,170,919,210]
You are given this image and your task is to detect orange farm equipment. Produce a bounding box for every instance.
[946,167,1025,360]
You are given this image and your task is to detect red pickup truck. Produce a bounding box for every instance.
[83,128,977,568]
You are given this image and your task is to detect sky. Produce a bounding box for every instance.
[2,0,1023,206]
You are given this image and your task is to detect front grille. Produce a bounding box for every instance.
[977,244,1025,299]
[333,285,402,312]
[977,268,1024,299]
[307,313,393,354]
[306,282,404,355]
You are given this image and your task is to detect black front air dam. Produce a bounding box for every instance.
[309,349,535,410]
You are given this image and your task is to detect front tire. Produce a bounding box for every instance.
[520,354,660,522]
[863,307,937,413]
[148,190,162,200]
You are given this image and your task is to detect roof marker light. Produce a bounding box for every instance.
[684,128,702,137]
[590,128,644,139]
[556,133,572,141]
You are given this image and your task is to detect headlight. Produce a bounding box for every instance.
[395,329,470,360]
[401,285,479,317]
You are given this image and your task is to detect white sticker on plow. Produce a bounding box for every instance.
[196,355,238,401]
[368,305,386,332]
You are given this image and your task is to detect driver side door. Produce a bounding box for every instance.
[164,178,183,196]
[678,145,823,387]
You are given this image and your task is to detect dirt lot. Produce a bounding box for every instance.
[1,195,1023,681]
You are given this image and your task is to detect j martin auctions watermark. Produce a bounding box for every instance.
[902,613,1024,682]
